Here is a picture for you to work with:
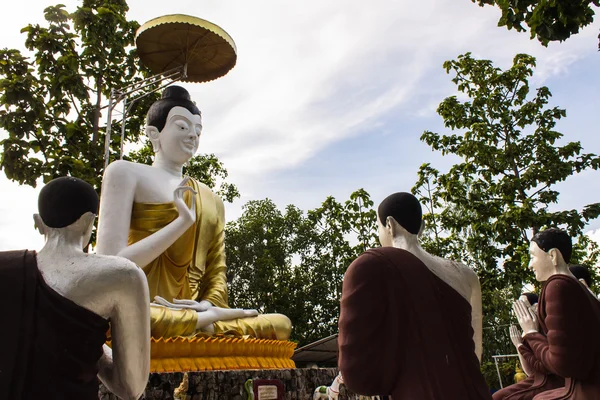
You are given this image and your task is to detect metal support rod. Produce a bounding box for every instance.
[102,63,188,168]
[491,354,519,389]
[117,65,185,93]
[116,68,183,101]
[103,89,115,171]
[494,357,503,389]
[119,98,127,160]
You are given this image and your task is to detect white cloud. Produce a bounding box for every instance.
[1,0,599,249]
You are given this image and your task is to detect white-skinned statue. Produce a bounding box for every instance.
[0,177,150,400]
[96,85,291,340]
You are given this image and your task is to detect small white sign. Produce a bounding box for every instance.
[257,385,278,400]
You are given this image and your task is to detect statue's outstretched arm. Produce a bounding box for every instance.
[97,161,196,268]
[97,263,150,399]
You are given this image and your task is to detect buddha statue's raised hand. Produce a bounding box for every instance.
[174,176,197,226]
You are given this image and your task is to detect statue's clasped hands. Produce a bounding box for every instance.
[513,299,539,336]
[509,325,523,348]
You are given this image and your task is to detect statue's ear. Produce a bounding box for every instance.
[146,125,161,152]
[386,216,398,237]
[548,248,562,266]
[33,214,47,236]
[70,212,96,248]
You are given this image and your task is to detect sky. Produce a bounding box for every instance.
[1,0,599,251]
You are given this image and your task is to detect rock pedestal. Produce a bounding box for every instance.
[99,368,367,400]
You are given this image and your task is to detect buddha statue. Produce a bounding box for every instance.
[514,364,527,383]
[96,86,291,340]
[0,177,150,400]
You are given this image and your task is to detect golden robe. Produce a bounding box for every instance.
[128,178,291,340]
[129,178,228,306]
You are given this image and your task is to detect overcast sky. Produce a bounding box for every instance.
[1,0,599,251]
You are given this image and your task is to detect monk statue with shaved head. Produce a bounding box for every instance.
[0,177,150,400]
[338,192,491,399]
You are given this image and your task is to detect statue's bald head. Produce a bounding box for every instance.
[38,177,99,228]
[377,192,422,235]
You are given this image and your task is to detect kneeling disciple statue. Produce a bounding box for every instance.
[97,85,291,340]
[493,292,564,400]
[338,192,491,399]
[513,228,600,399]
[0,177,150,400]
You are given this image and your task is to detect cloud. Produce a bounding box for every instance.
[1,0,599,248]
[0,177,44,250]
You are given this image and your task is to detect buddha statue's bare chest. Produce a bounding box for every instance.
[131,167,186,203]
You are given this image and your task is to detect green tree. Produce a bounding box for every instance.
[471,0,599,46]
[127,145,240,203]
[225,189,377,347]
[0,1,238,201]
[0,1,155,189]
[412,52,600,388]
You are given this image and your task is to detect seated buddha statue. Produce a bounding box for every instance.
[96,85,291,340]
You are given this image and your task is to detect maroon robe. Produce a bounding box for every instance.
[492,341,563,400]
[523,274,600,400]
[0,250,109,400]
[338,247,491,400]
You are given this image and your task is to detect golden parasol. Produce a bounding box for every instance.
[135,14,237,83]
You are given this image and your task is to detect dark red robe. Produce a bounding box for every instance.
[0,250,109,400]
[338,247,491,400]
[523,274,600,400]
[492,341,563,400]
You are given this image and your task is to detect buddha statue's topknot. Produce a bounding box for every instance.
[146,85,201,132]
[162,85,192,101]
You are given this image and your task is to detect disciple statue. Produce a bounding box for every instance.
[493,292,563,400]
[512,228,600,399]
[338,192,491,399]
[0,177,150,400]
[96,85,291,340]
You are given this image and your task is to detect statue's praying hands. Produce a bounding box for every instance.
[513,299,539,336]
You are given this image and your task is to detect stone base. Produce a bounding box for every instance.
[99,368,367,400]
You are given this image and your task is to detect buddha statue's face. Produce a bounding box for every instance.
[528,241,555,282]
[154,106,202,165]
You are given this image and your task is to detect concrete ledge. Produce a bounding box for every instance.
[98,368,365,399]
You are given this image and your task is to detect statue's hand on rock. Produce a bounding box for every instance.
[153,296,259,333]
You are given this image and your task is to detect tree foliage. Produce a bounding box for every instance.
[225,189,377,347]
[0,1,154,189]
[0,1,238,199]
[413,52,600,388]
[127,144,240,203]
[471,0,600,46]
